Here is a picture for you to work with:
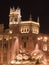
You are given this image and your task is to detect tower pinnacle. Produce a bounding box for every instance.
[37,17,39,22]
[29,14,32,21]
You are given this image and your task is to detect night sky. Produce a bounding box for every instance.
[0,0,49,34]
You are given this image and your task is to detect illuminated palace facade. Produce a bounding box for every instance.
[0,7,49,64]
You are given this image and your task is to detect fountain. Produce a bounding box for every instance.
[10,38,48,65]
[31,43,48,65]
[11,37,19,63]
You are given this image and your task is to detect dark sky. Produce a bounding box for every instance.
[0,0,49,34]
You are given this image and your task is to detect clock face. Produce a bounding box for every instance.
[14,17,17,22]
[14,14,18,21]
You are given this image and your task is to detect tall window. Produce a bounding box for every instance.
[47,43,49,51]
[47,42,49,51]
[22,36,27,48]
[21,27,30,33]
[10,40,12,49]
[24,42,26,48]
[14,15,18,22]
[4,43,8,49]
[3,53,7,63]
[0,43,2,49]
[3,39,8,50]
[32,27,39,34]
[10,17,13,22]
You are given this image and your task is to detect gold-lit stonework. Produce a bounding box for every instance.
[0,7,49,65]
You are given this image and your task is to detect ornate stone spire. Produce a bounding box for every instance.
[12,6,15,11]
[37,16,39,22]
[10,6,15,14]
[29,13,32,21]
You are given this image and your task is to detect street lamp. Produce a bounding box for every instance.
[43,36,48,42]
[37,36,42,41]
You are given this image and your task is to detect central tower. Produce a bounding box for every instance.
[9,7,21,25]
